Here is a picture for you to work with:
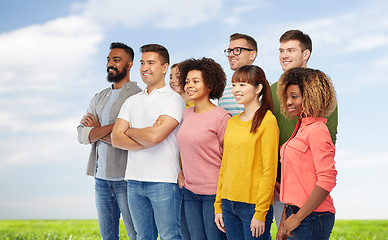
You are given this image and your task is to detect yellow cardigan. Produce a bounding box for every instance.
[215,110,279,221]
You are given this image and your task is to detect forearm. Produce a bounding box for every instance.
[295,185,330,221]
[125,126,162,147]
[111,131,146,151]
[89,124,114,143]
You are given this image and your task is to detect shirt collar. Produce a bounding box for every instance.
[301,117,328,126]
[143,85,169,95]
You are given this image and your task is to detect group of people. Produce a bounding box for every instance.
[77,29,338,240]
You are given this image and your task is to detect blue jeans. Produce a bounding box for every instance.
[222,199,273,240]
[127,180,182,240]
[181,196,191,240]
[285,205,335,240]
[95,178,136,240]
[182,187,226,240]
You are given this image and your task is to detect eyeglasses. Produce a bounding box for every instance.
[224,47,254,57]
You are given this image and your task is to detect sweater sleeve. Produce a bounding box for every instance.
[326,104,338,145]
[309,124,337,192]
[214,118,231,215]
[254,113,279,221]
[77,93,99,145]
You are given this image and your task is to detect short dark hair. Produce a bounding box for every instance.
[140,44,170,65]
[110,42,134,61]
[279,30,312,53]
[230,33,258,53]
[178,57,226,100]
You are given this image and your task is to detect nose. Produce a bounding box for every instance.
[286,97,292,105]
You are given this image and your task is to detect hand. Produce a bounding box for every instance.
[214,213,225,233]
[250,217,265,238]
[178,170,185,189]
[283,213,302,237]
[276,223,288,240]
[274,182,280,201]
[81,113,100,128]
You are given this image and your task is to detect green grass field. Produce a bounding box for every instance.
[0,219,387,239]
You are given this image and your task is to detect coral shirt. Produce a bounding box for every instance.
[280,117,337,214]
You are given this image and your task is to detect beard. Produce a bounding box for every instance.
[107,65,128,83]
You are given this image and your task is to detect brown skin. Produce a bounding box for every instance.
[80,48,132,144]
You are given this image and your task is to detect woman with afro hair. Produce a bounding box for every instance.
[176,57,230,240]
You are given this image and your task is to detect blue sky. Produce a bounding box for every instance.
[0,0,387,219]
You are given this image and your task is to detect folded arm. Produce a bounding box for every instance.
[111,118,147,151]
[125,115,179,148]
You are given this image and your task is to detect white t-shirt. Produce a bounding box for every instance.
[118,86,185,183]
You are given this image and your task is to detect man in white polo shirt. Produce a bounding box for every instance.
[112,44,185,240]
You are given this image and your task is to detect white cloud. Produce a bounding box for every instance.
[300,2,388,54]
[0,15,103,173]
[0,15,103,93]
[77,0,222,29]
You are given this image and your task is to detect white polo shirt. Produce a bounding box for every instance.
[118,86,185,183]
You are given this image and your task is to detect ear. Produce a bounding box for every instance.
[303,49,311,62]
[256,84,263,95]
[127,61,133,70]
[250,50,257,63]
[162,63,169,75]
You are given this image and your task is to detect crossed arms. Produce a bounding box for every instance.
[111,115,179,151]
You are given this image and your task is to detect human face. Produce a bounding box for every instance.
[140,52,168,90]
[169,66,182,94]
[184,70,210,101]
[232,81,262,106]
[106,48,132,83]
[279,40,310,72]
[227,39,256,71]
[286,84,303,117]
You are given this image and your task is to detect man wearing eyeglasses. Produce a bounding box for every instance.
[219,33,258,116]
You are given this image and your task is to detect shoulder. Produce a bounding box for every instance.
[263,110,278,124]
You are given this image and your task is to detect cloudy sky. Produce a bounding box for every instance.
[1,0,387,220]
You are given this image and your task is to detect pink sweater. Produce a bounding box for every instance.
[177,106,231,195]
[280,117,337,213]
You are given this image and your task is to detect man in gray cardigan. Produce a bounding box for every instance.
[77,42,141,240]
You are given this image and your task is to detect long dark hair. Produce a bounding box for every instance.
[232,65,273,133]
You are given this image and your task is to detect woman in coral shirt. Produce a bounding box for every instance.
[276,67,338,240]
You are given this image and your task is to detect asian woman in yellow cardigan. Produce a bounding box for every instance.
[215,65,279,240]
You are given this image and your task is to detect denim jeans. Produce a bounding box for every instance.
[95,178,136,240]
[182,187,226,240]
[181,197,191,240]
[222,199,273,240]
[285,205,335,240]
[127,180,182,240]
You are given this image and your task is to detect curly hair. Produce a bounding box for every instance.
[178,57,226,100]
[277,67,337,119]
[232,65,273,133]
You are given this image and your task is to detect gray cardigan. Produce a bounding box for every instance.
[77,81,142,178]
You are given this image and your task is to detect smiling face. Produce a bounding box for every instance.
[106,48,132,83]
[140,52,168,91]
[286,84,303,117]
[227,39,256,71]
[184,70,210,101]
[279,39,310,72]
[169,66,182,93]
[232,81,262,106]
